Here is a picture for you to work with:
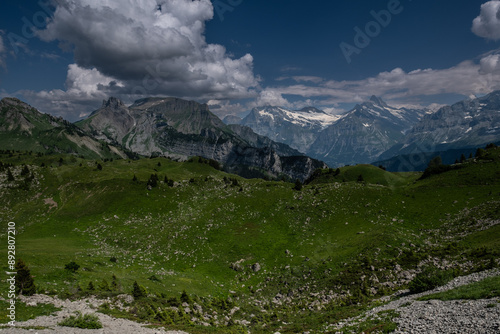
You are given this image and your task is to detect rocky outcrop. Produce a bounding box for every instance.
[77,97,325,181]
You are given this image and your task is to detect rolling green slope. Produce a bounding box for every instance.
[0,147,499,333]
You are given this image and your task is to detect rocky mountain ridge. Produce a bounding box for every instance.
[308,96,427,167]
[240,92,500,169]
[0,97,128,159]
[76,97,325,181]
[240,106,341,153]
[379,91,500,161]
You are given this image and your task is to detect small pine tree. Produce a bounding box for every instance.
[111,274,118,291]
[87,281,95,292]
[231,178,239,187]
[6,168,15,182]
[58,158,64,166]
[132,174,138,182]
[98,279,110,292]
[20,165,30,176]
[132,281,147,299]
[334,168,341,176]
[428,156,442,169]
[65,261,80,273]
[460,153,466,163]
[97,163,103,171]
[180,290,192,304]
[15,259,36,296]
[147,174,159,188]
[475,148,486,159]
[293,179,302,191]
[357,174,365,183]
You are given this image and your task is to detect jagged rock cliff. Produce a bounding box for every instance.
[77,97,326,180]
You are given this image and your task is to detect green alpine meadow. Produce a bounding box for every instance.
[2,2,500,332]
[0,144,499,333]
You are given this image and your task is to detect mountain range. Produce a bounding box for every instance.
[229,92,500,169]
[379,91,500,160]
[308,96,426,167]
[2,91,500,177]
[72,97,326,181]
[238,106,340,153]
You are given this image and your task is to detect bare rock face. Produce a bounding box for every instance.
[77,97,326,181]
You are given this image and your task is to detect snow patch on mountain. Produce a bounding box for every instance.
[253,106,340,130]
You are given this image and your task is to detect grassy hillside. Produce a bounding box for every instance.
[0,98,129,160]
[0,147,499,333]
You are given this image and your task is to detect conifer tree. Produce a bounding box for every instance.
[6,168,15,182]
[20,165,30,176]
[15,259,36,296]
[180,290,192,304]
[132,281,147,299]
[111,274,119,291]
[99,279,111,292]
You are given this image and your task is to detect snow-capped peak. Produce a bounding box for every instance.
[253,106,340,130]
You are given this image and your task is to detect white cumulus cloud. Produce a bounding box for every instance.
[480,53,500,73]
[19,64,124,120]
[472,1,500,40]
[255,54,500,110]
[36,0,259,102]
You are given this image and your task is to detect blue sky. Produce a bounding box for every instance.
[1,0,500,121]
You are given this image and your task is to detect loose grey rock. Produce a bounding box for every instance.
[0,294,188,334]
